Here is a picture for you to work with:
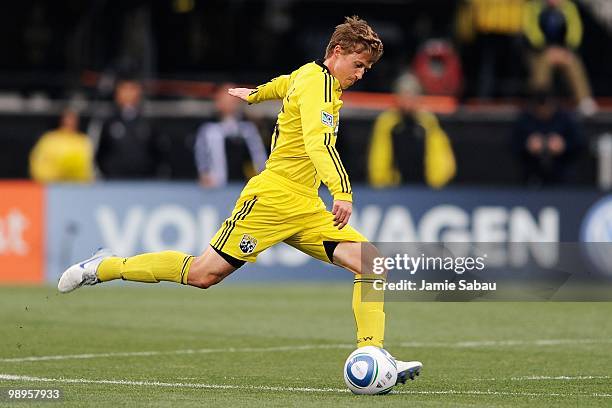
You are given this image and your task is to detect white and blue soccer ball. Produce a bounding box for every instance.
[343,346,398,395]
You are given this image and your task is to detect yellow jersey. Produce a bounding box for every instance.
[246,61,352,202]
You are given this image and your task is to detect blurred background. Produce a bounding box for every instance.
[1,0,612,284]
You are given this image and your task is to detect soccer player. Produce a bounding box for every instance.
[58,16,422,384]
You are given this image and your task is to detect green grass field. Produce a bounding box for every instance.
[1,283,611,407]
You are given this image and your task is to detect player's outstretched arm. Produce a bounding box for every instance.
[228,88,254,102]
[238,75,291,104]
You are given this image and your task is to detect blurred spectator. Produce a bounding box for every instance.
[512,90,583,186]
[194,84,267,188]
[456,0,527,98]
[368,72,456,188]
[95,79,162,179]
[29,109,94,183]
[523,0,597,115]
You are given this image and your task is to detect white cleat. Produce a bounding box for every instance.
[58,248,113,293]
[395,360,422,384]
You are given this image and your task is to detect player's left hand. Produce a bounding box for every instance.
[332,200,352,229]
[228,88,254,101]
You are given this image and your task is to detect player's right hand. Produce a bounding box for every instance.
[332,200,352,230]
[228,88,254,101]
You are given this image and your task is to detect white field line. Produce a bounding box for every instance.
[399,338,612,348]
[512,375,611,380]
[0,374,611,398]
[2,338,611,364]
[477,375,611,381]
[0,344,354,363]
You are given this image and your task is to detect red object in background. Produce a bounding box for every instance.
[81,70,460,114]
[0,182,45,284]
[412,39,463,96]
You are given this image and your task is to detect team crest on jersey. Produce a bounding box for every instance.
[321,111,334,128]
[239,234,258,254]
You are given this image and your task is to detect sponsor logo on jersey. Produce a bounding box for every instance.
[321,111,334,128]
[239,234,258,254]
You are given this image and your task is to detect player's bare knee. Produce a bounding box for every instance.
[187,250,236,289]
[186,257,213,289]
[334,242,380,275]
[190,272,222,289]
[199,274,220,289]
[361,242,382,274]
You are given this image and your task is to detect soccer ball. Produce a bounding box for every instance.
[343,346,398,395]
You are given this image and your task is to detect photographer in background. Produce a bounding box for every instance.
[512,90,583,186]
[95,78,163,179]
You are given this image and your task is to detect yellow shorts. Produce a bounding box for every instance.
[210,169,367,264]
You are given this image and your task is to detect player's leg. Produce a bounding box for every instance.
[59,206,257,293]
[286,208,422,382]
[186,245,240,288]
[333,241,386,349]
[97,245,239,289]
[58,182,248,293]
[59,175,293,293]
[96,251,196,285]
[285,224,385,348]
[94,191,264,289]
[334,240,422,382]
[285,206,385,348]
[58,245,239,293]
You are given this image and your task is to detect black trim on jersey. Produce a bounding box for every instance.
[180,255,194,284]
[324,74,328,102]
[315,60,333,103]
[324,133,350,194]
[272,122,280,150]
[323,73,333,103]
[315,59,331,75]
[249,77,279,99]
[211,245,246,269]
[213,200,249,249]
[217,196,258,251]
[214,200,250,250]
[330,145,351,194]
[354,278,384,283]
[324,133,346,193]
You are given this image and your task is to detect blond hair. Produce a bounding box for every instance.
[325,16,383,63]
